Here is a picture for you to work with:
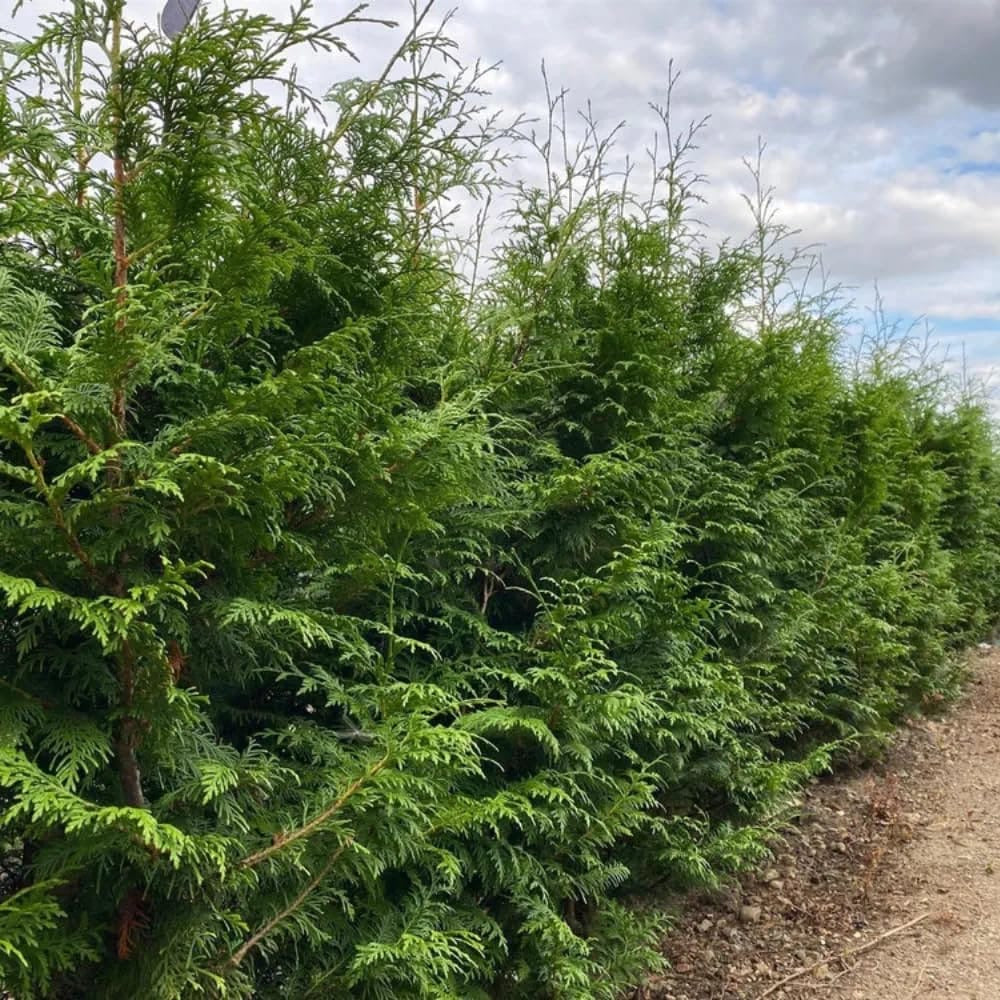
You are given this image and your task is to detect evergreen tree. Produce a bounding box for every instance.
[1,3,997,998]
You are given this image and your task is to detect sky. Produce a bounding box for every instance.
[15,0,1000,400]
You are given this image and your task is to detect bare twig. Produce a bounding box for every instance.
[826,959,859,986]
[753,911,931,1000]
[328,0,437,148]
[905,954,931,999]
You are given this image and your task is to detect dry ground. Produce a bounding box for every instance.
[635,648,1000,1000]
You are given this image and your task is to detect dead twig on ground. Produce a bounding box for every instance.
[752,911,931,1000]
[905,954,931,999]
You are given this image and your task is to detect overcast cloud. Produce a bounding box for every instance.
[14,0,1000,394]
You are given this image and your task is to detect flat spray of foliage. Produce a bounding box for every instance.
[0,2,998,997]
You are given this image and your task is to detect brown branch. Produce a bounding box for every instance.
[753,911,931,1000]
[4,357,103,455]
[58,414,103,455]
[115,885,150,959]
[480,566,505,615]
[115,720,144,807]
[102,5,146,814]
[115,639,146,808]
[75,150,91,210]
[22,443,99,579]
[240,756,389,869]
[167,640,186,683]
[226,841,352,968]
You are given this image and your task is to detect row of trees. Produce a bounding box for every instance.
[1,3,998,997]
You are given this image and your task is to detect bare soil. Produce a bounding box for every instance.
[634,648,1000,1000]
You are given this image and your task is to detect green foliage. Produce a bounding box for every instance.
[1,3,998,998]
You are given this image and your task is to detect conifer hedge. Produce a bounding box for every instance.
[1,3,998,997]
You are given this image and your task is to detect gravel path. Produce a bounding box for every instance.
[825,651,1000,1000]
[637,649,1000,1000]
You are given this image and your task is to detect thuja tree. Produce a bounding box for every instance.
[0,2,511,997]
[2,2,1000,999]
[465,81,1000,980]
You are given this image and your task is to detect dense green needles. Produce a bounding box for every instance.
[0,3,998,997]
